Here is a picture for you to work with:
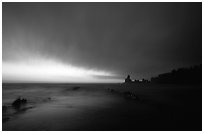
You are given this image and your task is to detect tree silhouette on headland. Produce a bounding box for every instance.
[151,64,201,84]
[124,65,201,84]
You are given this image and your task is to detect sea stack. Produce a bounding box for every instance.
[125,75,132,83]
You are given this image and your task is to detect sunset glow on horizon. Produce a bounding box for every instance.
[3,58,122,83]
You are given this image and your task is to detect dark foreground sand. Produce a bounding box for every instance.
[2,83,202,131]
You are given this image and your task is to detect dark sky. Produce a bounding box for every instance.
[2,2,202,82]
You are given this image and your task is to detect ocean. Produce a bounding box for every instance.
[2,83,202,131]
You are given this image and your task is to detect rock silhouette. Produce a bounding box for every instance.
[151,65,201,84]
[123,91,139,100]
[125,75,149,84]
[124,65,201,84]
[12,97,27,109]
[125,75,132,83]
[72,86,80,90]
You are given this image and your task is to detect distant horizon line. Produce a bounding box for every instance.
[2,82,123,84]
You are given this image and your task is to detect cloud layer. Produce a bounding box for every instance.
[3,3,202,82]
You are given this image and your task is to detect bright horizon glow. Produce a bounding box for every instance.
[3,58,122,83]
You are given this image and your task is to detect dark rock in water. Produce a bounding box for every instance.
[107,88,121,95]
[72,86,80,90]
[12,97,27,109]
[123,91,139,100]
[123,91,131,95]
[43,97,52,102]
[107,88,116,92]
[110,89,115,92]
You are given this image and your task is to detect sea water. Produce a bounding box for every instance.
[2,83,202,131]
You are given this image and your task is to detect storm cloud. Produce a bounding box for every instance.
[3,2,202,82]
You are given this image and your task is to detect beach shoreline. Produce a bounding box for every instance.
[2,83,202,131]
